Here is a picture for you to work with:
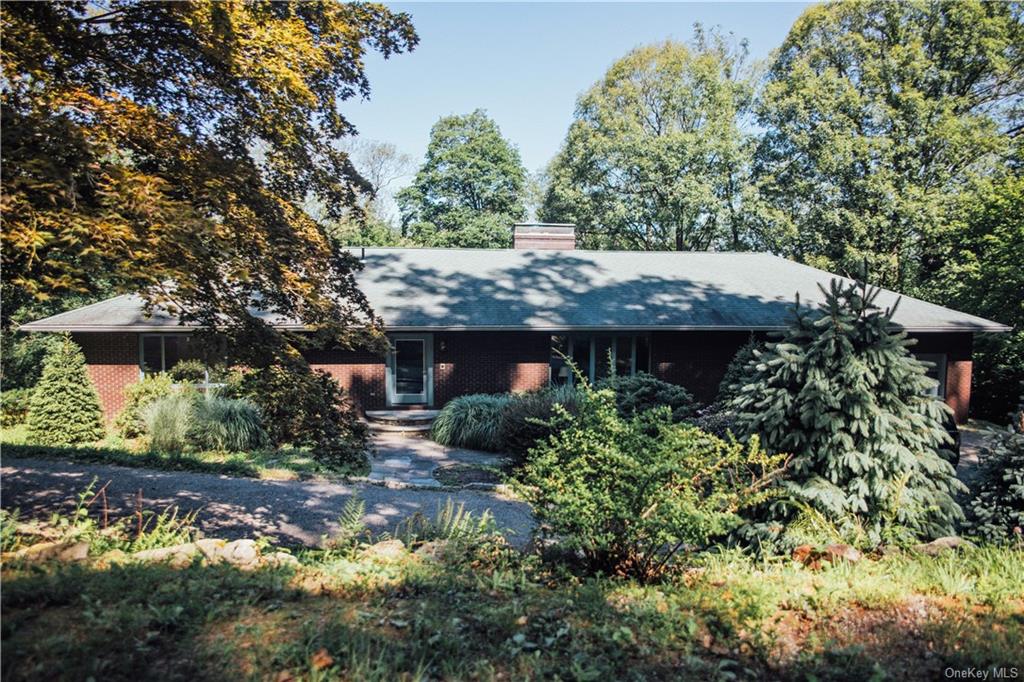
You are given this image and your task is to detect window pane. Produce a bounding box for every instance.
[163,337,182,371]
[635,336,650,374]
[550,335,570,385]
[570,336,591,382]
[917,354,946,397]
[594,336,613,380]
[394,340,425,394]
[615,337,632,376]
[142,336,163,374]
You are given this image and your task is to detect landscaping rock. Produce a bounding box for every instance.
[413,540,449,562]
[133,543,200,568]
[265,551,301,568]
[359,539,407,562]
[7,540,91,563]
[194,538,228,564]
[220,539,261,569]
[822,544,862,564]
[913,536,973,555]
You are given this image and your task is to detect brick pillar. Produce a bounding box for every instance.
[945,358,972,425]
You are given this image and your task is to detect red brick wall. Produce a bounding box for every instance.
[305,347,387,411]
[434,331,550,405]
[74,333,139,422]
[651,330,757,404]
[74,329,976,422]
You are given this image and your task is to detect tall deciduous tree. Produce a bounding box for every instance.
[1,1,416,352]
[541,30,755,251]
[753,0,1023,290]
[398,109,526,248]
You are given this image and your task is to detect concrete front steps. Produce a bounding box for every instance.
[364,409,439,435]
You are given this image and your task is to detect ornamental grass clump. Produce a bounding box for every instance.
[143,394,196,454]
[729,277,964,548]
[115,373,175,438]
[26,334,105,446]
[430,394,511,451]
[517,381,786,582]
[190,396,268,452]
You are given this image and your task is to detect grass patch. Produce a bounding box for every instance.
[0,442,361,480]
[2,531,1021,681]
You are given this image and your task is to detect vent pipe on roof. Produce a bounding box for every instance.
[513,223,576,250]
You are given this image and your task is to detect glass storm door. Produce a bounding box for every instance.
[387,334,433,405]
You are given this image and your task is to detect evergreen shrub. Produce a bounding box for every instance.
[965,392,1024,544]
[1,388,34,428]
[498,383,579,464]
[26,334,105,446]
[596,372,695,422]
[730,279,964,546]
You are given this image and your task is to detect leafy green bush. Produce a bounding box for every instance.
[518,383,785,581]
[26,334,105,446]
[167,359,208,384]
[498,383,579,463]
[965,391,1024,544]
[689,402,738,439]
[730,279,964,546]
[190,397,268,452]
[431,394,511,451]
[225,357,368,472]
[597,371,695,422]
[144,394,196,454]
[1,388,34,428]
[115,373,175,438]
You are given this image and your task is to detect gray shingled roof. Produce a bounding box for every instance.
[19,249,1011,333]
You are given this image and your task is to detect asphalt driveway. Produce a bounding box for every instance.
[0,458,534,548]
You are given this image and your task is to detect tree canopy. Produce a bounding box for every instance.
[1,1,417,351]
[752,0,1024,290]
[541,31,755,250]
[398,109,526,248]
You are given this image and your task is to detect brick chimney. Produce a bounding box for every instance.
[512,223,576,250]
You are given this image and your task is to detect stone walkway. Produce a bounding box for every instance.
[366,433,506,487]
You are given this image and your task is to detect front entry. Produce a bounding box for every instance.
[386,334,434,406]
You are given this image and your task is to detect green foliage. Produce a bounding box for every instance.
[518,382,785,581]
[115,374,175,439]
[190,397,268,452]
[1,388,34,428]
[166,360,207,384]
[1,1,415,348]
[398,109,526,247]
[393,498,497,546]
[716,339,763,404]
[965,416,1024,544]
[597,371,695,422]
[753,0,1023,289]
[430,393,511,452]
[921,174,1024,423]
[144,394,196,454]
[498,384,579,464]
[730,278,965,545]
[542,31,755,250]
[25,334,105,446]
[0,330,60,390]
[225,357,368,472]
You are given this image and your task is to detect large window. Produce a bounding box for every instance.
[139,335,188,376]
[550,334,650,384]
[916,353,947,398]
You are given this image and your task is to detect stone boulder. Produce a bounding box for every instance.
[913,536,973,556]
[359,539,407,562]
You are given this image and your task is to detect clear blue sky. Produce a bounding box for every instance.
[346,2,812,180]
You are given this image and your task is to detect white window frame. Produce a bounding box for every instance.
[916,353,947,398]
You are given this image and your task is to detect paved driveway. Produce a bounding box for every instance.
[0,458,534,548]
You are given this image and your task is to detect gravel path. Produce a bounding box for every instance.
[0,458,534,548]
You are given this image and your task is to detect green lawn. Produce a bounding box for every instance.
[1,427,364,481]
[2,534,1021,681]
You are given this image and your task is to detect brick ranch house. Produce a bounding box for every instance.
[21,224,1010,424]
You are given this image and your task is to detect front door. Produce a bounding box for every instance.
[386,334,433,405]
